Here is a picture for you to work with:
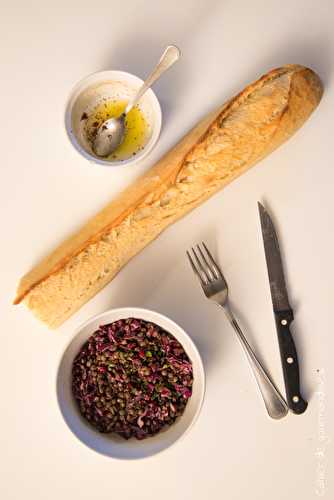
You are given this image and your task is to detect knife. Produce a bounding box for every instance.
[258,202,307,414]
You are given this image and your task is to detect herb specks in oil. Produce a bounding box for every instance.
[84,99,148,161]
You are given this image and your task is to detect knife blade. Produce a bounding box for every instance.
[258,202,307,414]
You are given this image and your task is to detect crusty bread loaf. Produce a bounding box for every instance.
[14,65,323,328]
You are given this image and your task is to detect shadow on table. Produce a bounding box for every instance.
[99,0,223,129]
[257,37,333,86]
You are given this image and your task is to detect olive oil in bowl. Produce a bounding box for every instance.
[67,71,162,166]
[83,99,149,161]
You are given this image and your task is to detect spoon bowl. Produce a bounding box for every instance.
[93,113,126,157]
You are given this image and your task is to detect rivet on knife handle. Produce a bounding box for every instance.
[274,309,308,414]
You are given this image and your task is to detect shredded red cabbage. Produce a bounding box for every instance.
[72,318,193,439]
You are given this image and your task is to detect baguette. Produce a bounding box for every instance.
[15,65,323,328]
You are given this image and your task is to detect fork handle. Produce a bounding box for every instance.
[223,306,288,419]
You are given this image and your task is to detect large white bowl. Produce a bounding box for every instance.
[56,308,205,460]
[65,70,162,166]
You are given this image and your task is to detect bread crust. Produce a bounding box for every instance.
[14,65,323,327]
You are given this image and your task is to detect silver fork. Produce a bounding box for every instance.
[187,242,288,419]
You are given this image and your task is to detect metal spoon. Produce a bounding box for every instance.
[93,45,181,157]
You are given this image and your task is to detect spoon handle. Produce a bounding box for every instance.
[125,45,181,114]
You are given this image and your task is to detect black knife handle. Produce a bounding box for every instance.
[274,309,307,414]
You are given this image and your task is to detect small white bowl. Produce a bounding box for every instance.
[56,308,205,460]
[65,71,162,166]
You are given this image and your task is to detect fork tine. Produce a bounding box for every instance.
[186,250,207,287]
[201,242,223,279]
[191,247,211,283]
[196,244,215,281]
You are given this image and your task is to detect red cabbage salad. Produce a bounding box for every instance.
[72,318,193,439]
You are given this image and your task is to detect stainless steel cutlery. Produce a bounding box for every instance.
[187,203,307,418]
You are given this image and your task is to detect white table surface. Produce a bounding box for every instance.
[1,1,333,499]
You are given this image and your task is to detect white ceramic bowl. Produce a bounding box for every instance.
[56,308,205,460]
[65,71,162,166]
